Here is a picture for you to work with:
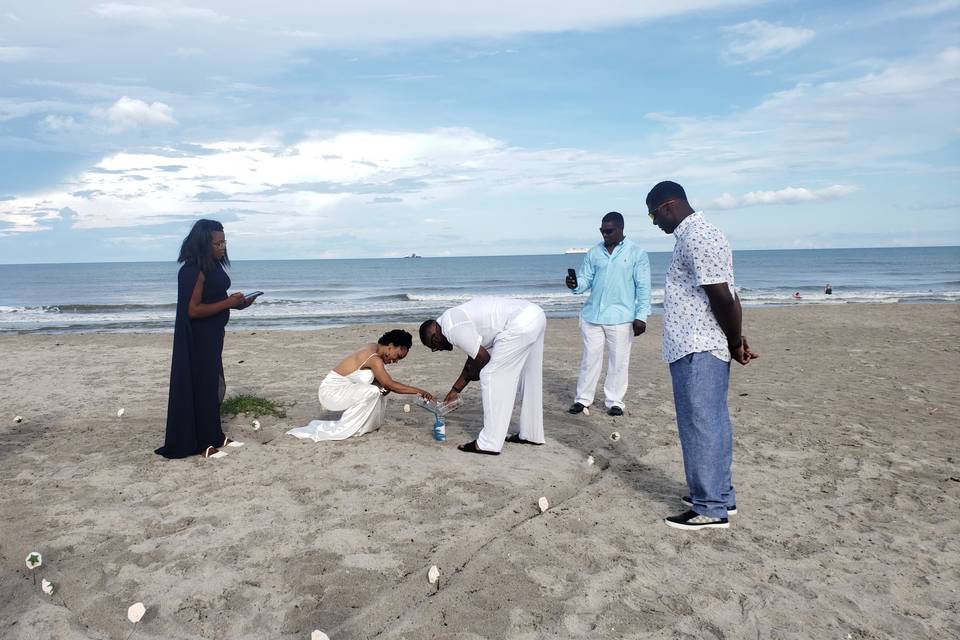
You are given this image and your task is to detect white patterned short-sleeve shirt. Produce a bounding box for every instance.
[662,212,735,363]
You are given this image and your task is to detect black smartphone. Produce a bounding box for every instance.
[244,291,264,304]
[567,268,577,288]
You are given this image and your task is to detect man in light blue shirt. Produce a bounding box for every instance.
[565,212,651,416]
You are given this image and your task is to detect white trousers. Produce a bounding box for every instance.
[287,370,385,442]
[574,318,634,410]
[477,304,547,452]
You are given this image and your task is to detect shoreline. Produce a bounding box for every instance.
[3,300,959,337]
[2,304,958,639]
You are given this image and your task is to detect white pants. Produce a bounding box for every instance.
[477,304,547,452]
[574,318,634,410]
[287,370,385,442]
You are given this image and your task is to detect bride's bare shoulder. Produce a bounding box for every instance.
[333,344,378,374]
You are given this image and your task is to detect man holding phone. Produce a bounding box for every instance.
[565,211,651,416]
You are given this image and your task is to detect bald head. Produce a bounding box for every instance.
[419,319,453,352]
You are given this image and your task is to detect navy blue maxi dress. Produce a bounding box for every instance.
[156,261,231,458]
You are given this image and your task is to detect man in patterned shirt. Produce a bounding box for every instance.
[646,181,758,530]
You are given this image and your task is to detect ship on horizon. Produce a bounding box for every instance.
[563,247,589,254]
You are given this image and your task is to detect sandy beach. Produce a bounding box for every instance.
[1,304,958,640]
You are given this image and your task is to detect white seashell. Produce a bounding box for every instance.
[117,408,125,417]
[587,455,595,466]
[252,419,261,431]
[25,552,42,570]
[427,565,440,584]
[582,407,590,416]
[42,579,54,595]
[311,631,331,640]
[538,496,549,512]
[610,431,620,441]
[14,415,23,423]
[127,602,146,624]
[403,404,411,413]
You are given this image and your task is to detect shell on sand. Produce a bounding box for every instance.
[610,431,621,441]
[42,579,54,595]
[14,415,23,423]
[538,496,549,512]
[311,631,331,640]
[587,455,595,466]
[117,408,125,418]
[127,602,146,624]
[403,404,411,413]
[427,565,440,584]
[252,419,261,431]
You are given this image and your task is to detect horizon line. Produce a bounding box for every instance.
[0,244,957,267]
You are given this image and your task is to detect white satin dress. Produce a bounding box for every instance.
[287,355,386,442]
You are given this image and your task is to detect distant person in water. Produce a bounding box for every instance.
[792,291,802,300]
[287,330,434,442]
[824,283,833,295]
[157,219,256,460]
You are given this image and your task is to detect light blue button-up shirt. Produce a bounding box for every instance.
[572,238,651,324]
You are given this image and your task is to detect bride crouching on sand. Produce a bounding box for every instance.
[287,329,434,442]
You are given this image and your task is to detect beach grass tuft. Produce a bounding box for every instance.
[221,394,286,418]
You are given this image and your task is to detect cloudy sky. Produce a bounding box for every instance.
[1,0,958,262]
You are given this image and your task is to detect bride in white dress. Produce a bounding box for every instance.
[287,329,434,442]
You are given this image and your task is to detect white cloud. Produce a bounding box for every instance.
[41,114,77,132]
[94,96,177,131]
[171,47,206,58]
[8,1,765,55]
[887,0,960,18]
[0,128,658,234]
[0,46,35,62]
[722,20,815,63]
[93,3,228,24]
[646,48,960,184]
[711,185,859,209]
[0,98,85,122]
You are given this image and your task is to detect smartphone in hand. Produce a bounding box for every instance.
[244,291,264,304]
[566,268,577,289]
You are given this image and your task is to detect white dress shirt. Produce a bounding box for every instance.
[438,297,530,359]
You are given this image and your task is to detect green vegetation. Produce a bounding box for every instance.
[221,394,286,418]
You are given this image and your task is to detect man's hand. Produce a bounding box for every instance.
[730,336,759,365]
[632,319,646,337]
[444,389,461,405]
[565,274,577,289]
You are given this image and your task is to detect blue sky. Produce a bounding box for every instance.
[1,0,958,262]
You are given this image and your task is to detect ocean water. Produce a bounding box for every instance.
[0,246,957,334]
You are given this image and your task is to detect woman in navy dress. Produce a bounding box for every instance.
[156,219,253,459]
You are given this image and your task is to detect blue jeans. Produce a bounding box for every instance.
[669,352,736,519]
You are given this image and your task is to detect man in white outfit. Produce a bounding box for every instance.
[566,212,652,416]
[419,298,547,455]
